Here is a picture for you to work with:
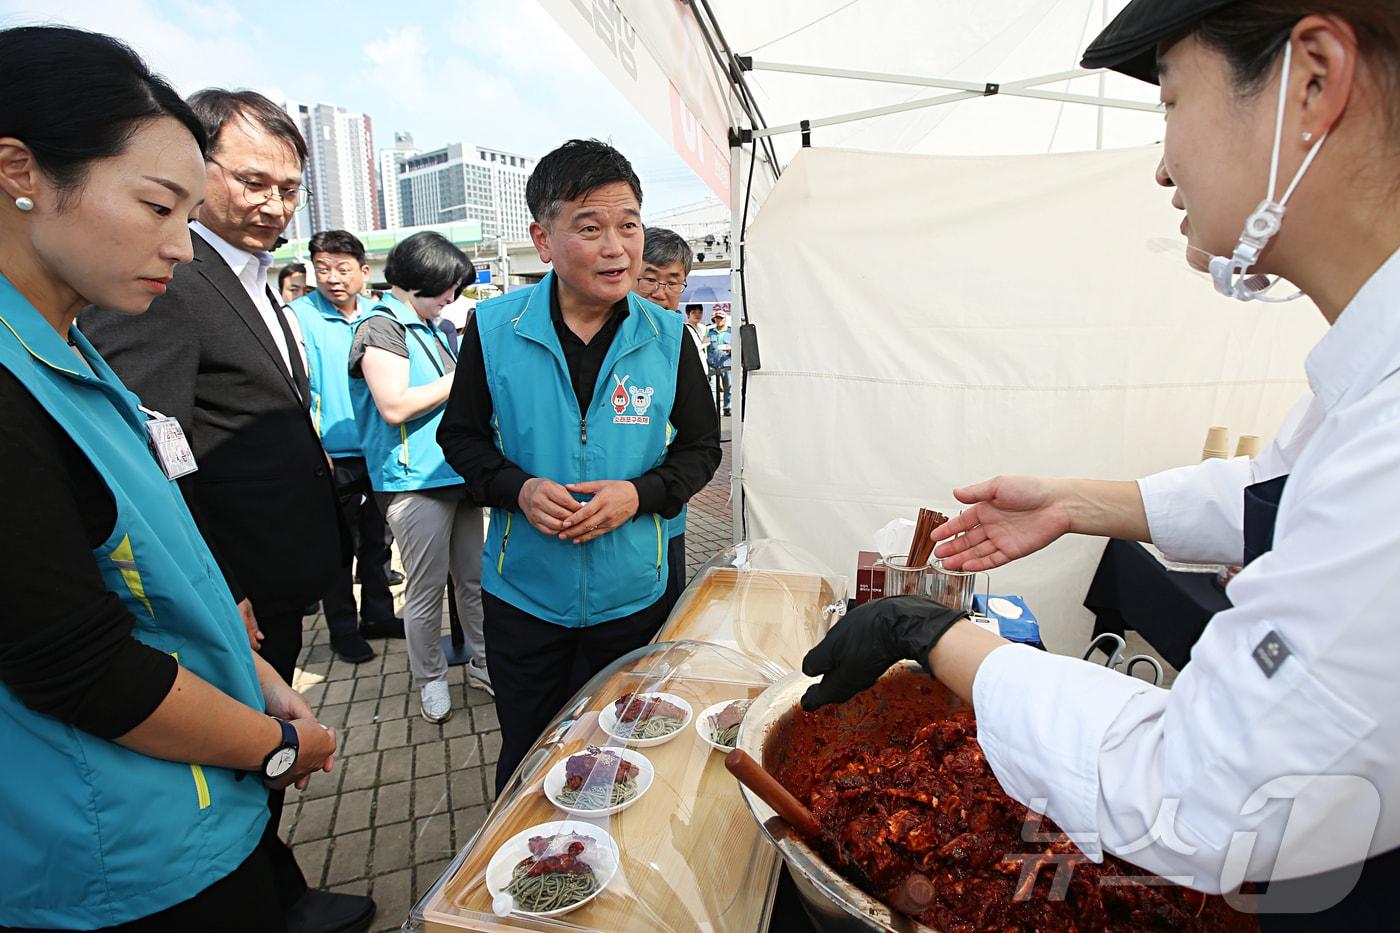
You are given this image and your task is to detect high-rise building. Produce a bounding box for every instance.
[378,131,419,230]
[283,100,379,239]
[398,143,535,241]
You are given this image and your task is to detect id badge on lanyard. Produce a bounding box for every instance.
[140,406,198,480]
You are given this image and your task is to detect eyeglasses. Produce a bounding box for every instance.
[636,276,687,293]
[209,157,311,213]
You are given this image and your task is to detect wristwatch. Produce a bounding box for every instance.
[261,718,299,783]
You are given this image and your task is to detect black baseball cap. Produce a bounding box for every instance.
[1082,0,1241,84]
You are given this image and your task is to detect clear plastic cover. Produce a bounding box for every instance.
[656,538,848,675]
[407,640,785,932]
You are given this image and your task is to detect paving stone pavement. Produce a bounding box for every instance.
[279,419,735,932]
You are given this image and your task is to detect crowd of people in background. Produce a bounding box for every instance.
[0,24,719,933]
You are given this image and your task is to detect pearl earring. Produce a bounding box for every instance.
[1301,131,1314,143]
[14,196,34,212]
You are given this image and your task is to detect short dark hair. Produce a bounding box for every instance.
[277,262,305,289]
[0,26,206,207]
[383,232,476,298]
[685,303,703,314]
[309,230,367,266]
[526,139,642,224]
[187,89,307,164]
[1192,2,1400,133]
[642,227,693,276]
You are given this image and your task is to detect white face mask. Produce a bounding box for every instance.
[1207,40,1329,303]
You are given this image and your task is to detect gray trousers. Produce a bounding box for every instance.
[383,491,486,688]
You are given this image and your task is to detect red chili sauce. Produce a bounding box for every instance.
[765,672,1257,932]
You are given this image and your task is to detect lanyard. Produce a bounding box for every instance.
[407,326,455,377]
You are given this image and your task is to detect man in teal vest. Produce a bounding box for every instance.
[438,139,720,792]
[290,230,402,664]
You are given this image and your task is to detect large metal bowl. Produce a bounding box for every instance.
[735,666,940,933]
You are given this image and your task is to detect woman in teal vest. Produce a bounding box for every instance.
[0,27,335,931]
[348,232,488,724]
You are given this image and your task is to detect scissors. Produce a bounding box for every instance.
[1082,632,1165,686]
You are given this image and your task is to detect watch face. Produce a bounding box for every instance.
[266,747,297,779]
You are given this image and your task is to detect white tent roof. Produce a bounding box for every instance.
[708,0,1165,166]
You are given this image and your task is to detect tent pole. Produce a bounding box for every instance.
[747,60,1161,116]
[728,136,746,546]
[751,86,1156,142]
[754,90,982,139]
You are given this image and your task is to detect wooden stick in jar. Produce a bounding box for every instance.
[909,508,949,568]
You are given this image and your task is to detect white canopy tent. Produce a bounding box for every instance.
[545,1,1326,650]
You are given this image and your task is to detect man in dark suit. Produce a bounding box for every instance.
[81,90,373,933]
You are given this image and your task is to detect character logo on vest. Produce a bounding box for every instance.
[612,374,654,425]
[610,375,630,415]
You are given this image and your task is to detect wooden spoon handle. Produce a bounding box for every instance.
[887,872,935,915]
[725,749,821,839]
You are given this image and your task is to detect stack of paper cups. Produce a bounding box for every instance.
[1234,434,1261,458]
[1202,426,1231,460]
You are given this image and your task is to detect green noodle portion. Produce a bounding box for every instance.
[624,715,683,739]
[557,776,638,810]
[711,721,740,748]
[506,860,599,913]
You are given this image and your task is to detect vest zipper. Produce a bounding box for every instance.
[497,512,513,575]
[579,417,588,625]
[170,651,213,810]
[654,515,664,581]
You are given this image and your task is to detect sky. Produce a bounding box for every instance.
[0,0,714,215]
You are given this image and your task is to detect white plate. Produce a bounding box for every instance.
[598,692,693,747]
[695,699,751,753]
[543,747,654,816]
[485,820,620,918]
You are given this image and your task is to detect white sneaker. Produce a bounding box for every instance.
[420,679,453,723]
[465,658,494,697]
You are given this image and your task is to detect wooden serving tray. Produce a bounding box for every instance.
[417,569,838,931]
[421,664,776,931]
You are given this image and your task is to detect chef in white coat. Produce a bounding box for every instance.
[801,1,1400,926]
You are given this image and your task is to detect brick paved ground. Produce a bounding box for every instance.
[279,419,734,932]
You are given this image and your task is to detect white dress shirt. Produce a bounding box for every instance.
[191,221,306,387]
[972,247,1400,894]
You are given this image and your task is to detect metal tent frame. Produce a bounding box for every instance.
[692,24,1165,543]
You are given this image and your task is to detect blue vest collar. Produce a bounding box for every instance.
[302,288,372,323]
[372,292,430,329]
[510,272,665,381]
[0,275,143,426]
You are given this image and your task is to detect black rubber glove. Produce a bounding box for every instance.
[800,596,967,711]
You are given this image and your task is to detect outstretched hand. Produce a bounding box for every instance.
[930,475,1071,572]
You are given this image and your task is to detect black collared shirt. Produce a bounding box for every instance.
[438,279,720,518]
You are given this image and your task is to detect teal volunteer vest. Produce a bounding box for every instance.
[349,294,464,493]
[0,277,268,929]
[291,289,373,460]
[477,273,682,627]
